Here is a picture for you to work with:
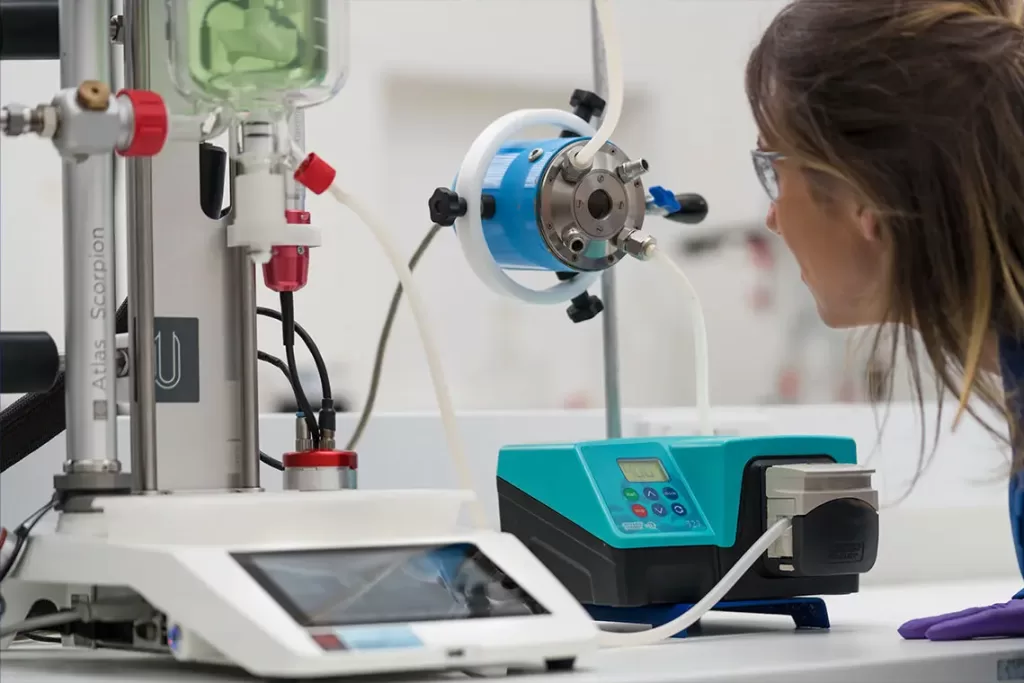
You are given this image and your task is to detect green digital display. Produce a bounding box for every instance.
[617,459,669,483]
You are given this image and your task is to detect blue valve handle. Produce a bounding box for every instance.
[648,186,682,214]
[645,187,709,225]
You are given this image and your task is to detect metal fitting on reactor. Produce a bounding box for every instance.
[1,82,169,158]
[431,89,658,307]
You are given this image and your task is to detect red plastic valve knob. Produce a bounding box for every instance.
[115,89,168,157]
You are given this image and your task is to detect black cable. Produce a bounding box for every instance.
[346,223,442,451]
[21,632,61,644]
[258,350,292,387]
[0,496,58,584]
[256,308,331,401]
[260,452,284,471]
[278,292,320,445]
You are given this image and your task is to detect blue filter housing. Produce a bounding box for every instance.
[479,137,576,272]
[496,435,876,608]
[462,136,648,273]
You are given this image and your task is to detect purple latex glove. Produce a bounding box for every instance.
[898,600,1024,641]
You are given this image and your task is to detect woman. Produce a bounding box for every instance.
[745,0,1023,639]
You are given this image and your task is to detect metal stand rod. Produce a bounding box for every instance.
[58,0,121,474]
[238,250,261,489]
[591,0,623,439]
[124,0,158,491]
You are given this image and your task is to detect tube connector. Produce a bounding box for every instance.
[561,150,592,183]
[562,226,589,254]
[617,228,657,261]
[615,159,649,183]
[0,103,50,136]
[295,414,313,452]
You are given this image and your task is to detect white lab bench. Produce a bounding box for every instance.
[2,579,1021,683]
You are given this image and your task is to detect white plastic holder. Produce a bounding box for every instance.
[229,170,322,264]
[453,109,601,305]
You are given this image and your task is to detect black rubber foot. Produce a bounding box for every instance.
[545,658,576,672]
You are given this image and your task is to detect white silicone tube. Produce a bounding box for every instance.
[326,184,489,531]
[572,0,623,169]
[453,108,600,305]
[596,518,792,647]
[651,245,713,437]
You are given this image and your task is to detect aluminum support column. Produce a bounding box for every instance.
[56,0,125,488]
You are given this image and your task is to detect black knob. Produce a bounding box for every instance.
[556,272,605,323]
[428,188,498,226]
[428,188,467,227]
[561,88,607,139]
[665,193,710,225]
[569,89,606,123]
[567,294,605,323]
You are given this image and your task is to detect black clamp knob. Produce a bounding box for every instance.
[561,88,607,139]
[569,88,606,123]
[556,272,604,323]
[428,188,466,227]
[567,293,605,323]
[428,188,497,227]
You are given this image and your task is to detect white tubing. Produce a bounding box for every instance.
[326,184,490,531]
[453,109,601,305]
[650,245,713,436]
[596,518,792,647]
[572,0,624,169]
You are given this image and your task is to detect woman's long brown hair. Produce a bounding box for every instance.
[747,0,1024,475]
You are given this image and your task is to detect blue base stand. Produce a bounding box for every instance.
[584,597,830,639]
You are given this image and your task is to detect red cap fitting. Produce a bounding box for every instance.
[294,153,336,195]
[262,211,312,292]
[283,450,358,469]
[116,89,168,157]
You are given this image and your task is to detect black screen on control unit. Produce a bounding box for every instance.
[233,543,549,627]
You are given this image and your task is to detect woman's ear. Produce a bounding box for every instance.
[857,204,881,242]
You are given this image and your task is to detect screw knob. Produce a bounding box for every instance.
[428,188,468,227]
[567,294,605,323]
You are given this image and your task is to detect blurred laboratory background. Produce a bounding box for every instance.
[0,0,924,416]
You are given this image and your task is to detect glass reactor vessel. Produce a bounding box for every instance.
[166,0,350,118]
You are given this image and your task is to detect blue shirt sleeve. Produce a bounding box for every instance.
[1012,471,1023,594]
[998,335,1024,592]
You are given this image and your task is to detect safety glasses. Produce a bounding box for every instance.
[751,150,785,202]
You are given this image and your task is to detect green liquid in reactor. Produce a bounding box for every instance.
[186,0,328,109]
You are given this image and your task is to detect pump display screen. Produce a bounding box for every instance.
[617,458,669,483]
[233,544,548,628]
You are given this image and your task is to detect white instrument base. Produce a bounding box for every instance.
[0,490,598,679]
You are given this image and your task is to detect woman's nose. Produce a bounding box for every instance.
[765,203,779,234]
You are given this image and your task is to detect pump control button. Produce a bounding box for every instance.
[623,488,639,501]
[631,504,648,518]
[652,503,667,517]
[671,503,687,516]
[662,487,680,500]
[643,487,659,500]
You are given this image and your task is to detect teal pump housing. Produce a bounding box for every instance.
[496,435,868,608]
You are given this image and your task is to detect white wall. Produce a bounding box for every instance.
[3,0,894,416]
